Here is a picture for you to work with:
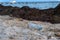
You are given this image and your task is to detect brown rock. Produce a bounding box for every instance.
[55,32,60,37]
[0,4,60,24]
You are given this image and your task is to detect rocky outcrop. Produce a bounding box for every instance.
[0,4,60,24]
[53,4,60,23]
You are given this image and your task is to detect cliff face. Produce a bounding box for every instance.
[0,4,60,24]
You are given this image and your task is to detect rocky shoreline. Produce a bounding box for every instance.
[0,4,60,24]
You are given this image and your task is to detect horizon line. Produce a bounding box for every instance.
[0,1,60,3]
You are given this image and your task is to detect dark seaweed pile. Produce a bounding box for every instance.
[0,4,60,24]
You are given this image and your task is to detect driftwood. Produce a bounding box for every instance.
[0,4,60,24]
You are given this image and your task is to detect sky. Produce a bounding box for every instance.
[0,0,60,2]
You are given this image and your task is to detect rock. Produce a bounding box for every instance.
[0,15,59,40]
[48,37,57,40]
[28,22,42,30]
[0,4,60,24]
[55,32,60,37]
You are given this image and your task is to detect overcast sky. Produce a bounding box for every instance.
[0,0,60,2]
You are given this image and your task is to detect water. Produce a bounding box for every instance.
[1,2,60,9]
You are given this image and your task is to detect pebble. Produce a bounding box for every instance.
[55,32,60,37]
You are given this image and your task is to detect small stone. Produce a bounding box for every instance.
[49,37,57,40]
[9,36,14,39]
[55,32,60,37]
